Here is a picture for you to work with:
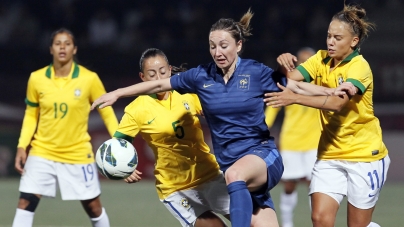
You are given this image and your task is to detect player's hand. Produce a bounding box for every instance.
[91,90,120,110]
[277,53,297,73]
[264,83,297,107]
[15,148,27,174]
[124,170,143,183]
[334,82,356,96]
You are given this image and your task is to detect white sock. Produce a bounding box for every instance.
[12,208,35,227]
[91,207,110,227]
[280,191,298,227]
[367,222,381,227]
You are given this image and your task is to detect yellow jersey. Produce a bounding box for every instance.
[265,105,321,151]
[114,91,220,199]
[297,49,388,161]
[17,62,118,164]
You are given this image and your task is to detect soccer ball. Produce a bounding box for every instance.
[95,138,138,180]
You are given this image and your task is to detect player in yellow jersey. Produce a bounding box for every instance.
[265,47,319,227]
[12,28,118,227]
[267,4,390,227]
[114,48,229,227]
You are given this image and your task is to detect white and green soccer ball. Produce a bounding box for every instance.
[95,138,138,180]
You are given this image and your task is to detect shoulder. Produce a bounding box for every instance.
[77,65,98,78]
[30,65,49,78]
[351,55,370,66]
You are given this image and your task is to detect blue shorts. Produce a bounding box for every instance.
[249,147,284,210]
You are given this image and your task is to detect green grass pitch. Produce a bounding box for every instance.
[0,179,402,226]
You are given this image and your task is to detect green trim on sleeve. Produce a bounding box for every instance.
[25,98,39,107]
[113,131,134,143]
[296,65,312,82]
[346,78,365,95]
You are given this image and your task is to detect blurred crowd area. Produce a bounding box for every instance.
[0,0,403,105]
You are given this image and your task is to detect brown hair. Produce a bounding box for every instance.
[332,4,375,49]
[210,9,253,54]
[50,28,76,47]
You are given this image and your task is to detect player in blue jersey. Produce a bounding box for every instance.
[91,10,342,227]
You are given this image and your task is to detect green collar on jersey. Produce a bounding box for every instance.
[322,48,360,65]
[45,62,80,79]
[148,90,174,99]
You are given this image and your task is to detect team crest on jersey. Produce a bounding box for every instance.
[338,74,344,85]
[180,197,191,210]
[74,89,81,98]
[182,100,190,111]
[237,75,250,90]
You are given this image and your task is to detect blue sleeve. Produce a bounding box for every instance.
[170,68,197,94]
[260,64,287,92]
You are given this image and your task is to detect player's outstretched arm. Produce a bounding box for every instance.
[92,78,173,109]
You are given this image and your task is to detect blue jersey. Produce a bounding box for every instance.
[170,58,286,171]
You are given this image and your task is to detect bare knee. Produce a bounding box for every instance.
[224,168,243,184]
[195,211,227,227]
[81,196,103,218]
[311,210,335,227]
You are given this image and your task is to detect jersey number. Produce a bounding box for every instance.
[172,120,184,139]
[367,170,380,190]
[54,102,68,118]
[82,164,95,182]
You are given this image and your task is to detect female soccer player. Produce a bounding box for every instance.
[115,48,230,227]
[13,28,118,227]
[91,10,339,227]
[267,4,390,227]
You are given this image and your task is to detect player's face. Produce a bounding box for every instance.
[50,32,77,64]
[139,55,171,96]
[209,30,242,71]
[326,20,359,63]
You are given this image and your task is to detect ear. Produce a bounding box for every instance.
[351,36,359,49]
[139,72,146,82]
[237,40,242,53]
[73,46,77,55]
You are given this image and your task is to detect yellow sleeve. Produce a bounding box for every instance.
[297,50,323,82]
[346,58,372,95]
[90,73,119,137]
[114,104,140,142]
[18,75,40,149]
[265,107,281,128]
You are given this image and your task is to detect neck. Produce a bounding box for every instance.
[157,92,169,100]
[53,61,73,77]
[221,58,238,82]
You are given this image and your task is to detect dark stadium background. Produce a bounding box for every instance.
[0,0,402,182]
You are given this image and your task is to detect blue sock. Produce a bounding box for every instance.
[227,181,252,227]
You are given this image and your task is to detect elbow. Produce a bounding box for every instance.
[327,102,345,112]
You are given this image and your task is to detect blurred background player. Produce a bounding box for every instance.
[265,47,320,227]
[114,48,230,227]
[12,28,118,227]
[268,4,390,227]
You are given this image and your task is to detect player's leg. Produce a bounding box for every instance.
[224,154,268,227]
[195,211,227,227]
[346,155,390,227]
[310,160,347,227]
[251,206,279,227]
[81,196,110,227]
[279,150,308,227]
[13,156,58,227]
[57,162,109,227]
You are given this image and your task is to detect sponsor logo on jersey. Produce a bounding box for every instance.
[147,117,156,124]
[237,75,250,90]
